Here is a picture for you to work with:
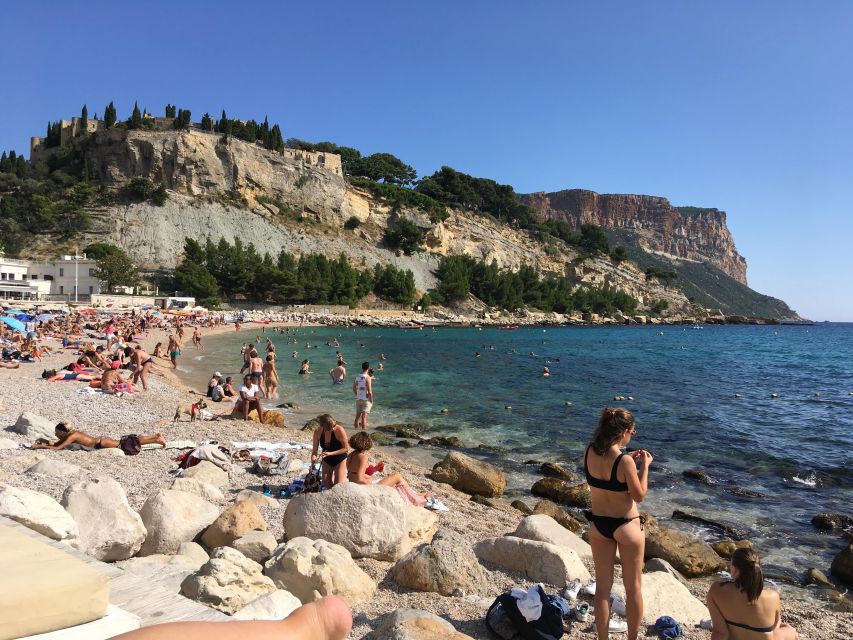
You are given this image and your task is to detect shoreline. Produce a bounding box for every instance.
[0,321,849,638]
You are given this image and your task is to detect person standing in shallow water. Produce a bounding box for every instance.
[584,407,652,640]
[167,335,180,369]
[352,361,373,431]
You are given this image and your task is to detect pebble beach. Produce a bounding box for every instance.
[0,322,851,639]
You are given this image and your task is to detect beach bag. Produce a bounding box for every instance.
[485,584,566,640]
[303,464,322,493]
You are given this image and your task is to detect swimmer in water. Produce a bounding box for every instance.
[542,366,550,377]
[475,352,481,358]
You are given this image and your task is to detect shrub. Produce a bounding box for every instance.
[344,216,361,230]
[383,217,424,255]
[651,299,669,314]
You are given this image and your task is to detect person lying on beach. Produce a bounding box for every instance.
[346,431,430,506]
[112,595,351,640]
[31,422,165,454]
[44,365,100,382]
[706,547,798,640]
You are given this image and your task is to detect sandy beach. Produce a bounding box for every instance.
[0,322,850,639]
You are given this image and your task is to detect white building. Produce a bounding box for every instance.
[0,255,102,301]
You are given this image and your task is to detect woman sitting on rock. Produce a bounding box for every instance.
[706,547,797,639]
[584,407,652,640]
[346,431,429,506]
[310,414,349,488]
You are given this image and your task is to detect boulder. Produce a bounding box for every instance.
[236,489,278,508]
[118,543,209,592]
[138,489,219,556]
[431,452,506,497]
[0,483,78,542]
[181,461,229,488]
[533,500,583,534]
[672,510,746,539]
[682,469,715,485]
[806,568,833,587]
[0,438,17,450]
[264,537,376,605]
[181,547,276,615]
[171,477,225,502]
[405,503,440,549]
[531,478,591,508]
[474,536,590,586]
[644,515,726,577]
[511,500,533,515]
[643,557,690,588]
[202,501,267,550]
[710,539,754,559]
[61,477,146,561]
[539,463,578,482]
[233,589,302,620]
[178,541,210,567]
[373,608,474,640]
[642,571,710,625]
[420,436,463,448]
[392,529,488,596]
[831,544,853,586]
[284,483,435,561]
[812,513,853,531]
[512,514,592,562]
[13,412,56,440]
[25,459,82,477]
[232,530,278,564]
[301,415,323,432]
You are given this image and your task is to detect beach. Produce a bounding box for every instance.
[0,321,851,639]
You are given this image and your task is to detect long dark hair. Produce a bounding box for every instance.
[732,547,763,602]
[590,407,635,455]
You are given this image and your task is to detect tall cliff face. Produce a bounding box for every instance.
[522,189,748,285]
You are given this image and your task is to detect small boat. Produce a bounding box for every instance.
[399,324,424,330]
[498,325,519,330]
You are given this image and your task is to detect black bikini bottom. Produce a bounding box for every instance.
[585,511,646,539]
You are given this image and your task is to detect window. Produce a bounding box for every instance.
[0,274,5,280]
[7,273,13,280]
[89,286,94,294]
[31,274,38,280]
[88,268,94,276]
[59,285,64,294]
[44,275,53,281]
[59,268,65,277]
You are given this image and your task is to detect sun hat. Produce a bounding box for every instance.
[214,371,222,377]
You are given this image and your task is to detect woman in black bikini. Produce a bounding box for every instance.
[706,548,797,639]
[310,414,349,488]
[585,407,652,640]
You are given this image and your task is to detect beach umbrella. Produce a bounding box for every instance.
[36,313,54,322]
[15,314,32,321]
[3,309,24,315]
[0,316,26,333]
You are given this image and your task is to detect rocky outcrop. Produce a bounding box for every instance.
[61,477,146,561]
[431,452,506,497]
[523,189,748,284]
[644,514,726,577]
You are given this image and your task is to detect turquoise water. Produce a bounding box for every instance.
[181,323,853,592]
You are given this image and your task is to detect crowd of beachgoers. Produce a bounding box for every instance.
[0,302,850,640]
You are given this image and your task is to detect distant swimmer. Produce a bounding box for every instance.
[292,351,298,358]
[330,359,347,384]
[542,366,550,377]
[475,352,481,358]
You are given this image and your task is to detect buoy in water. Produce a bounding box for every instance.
[770,393,779,398]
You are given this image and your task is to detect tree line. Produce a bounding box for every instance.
[433,255,638,315]
[171,238,417,308]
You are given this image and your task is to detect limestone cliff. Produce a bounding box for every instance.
[522,190,748,285]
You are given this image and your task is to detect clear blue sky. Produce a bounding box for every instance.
[2,1,851,320]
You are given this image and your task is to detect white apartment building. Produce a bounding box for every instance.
[0,255,102,301]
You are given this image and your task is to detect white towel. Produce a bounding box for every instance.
[510,585,543,622]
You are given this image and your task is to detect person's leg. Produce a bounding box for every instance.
[243,398,250,420]
[321,461,333,488]
[138,433,167,447]
[613,518,645,640]
[140,362,151,391]
[254,399,265,422]
[332,460,347,485]
[353,409,361,431]
[588,522,618,640]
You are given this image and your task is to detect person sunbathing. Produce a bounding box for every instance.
[31,422,165,454]
[346,431,430,506]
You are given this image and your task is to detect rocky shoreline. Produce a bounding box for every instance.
[0,323,847,639]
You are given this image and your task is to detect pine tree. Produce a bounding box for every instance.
[14,156,26,179]
[200,113,213,131]
[130,101,142,129]
[80,104,88,133]
[104,102,117,128]
[0,152,9,173]
[8,150,16,164]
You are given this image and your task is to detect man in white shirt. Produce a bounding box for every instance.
[237,374,264,421]
[352,361,373,431]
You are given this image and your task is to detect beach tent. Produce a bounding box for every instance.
[0,317,26,333]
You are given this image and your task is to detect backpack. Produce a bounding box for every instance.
[486,585,567,640]
[302,464,322,493]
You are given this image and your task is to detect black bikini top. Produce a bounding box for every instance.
[584,447,629,492]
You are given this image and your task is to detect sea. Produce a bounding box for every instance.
[178,322,853,598]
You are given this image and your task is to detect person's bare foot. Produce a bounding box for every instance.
[155,434,167,447]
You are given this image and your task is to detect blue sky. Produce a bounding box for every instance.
[1,1,851,320]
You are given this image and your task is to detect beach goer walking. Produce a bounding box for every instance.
[176,323,185,345]
[706,548,798,639]
[329,359,347,384]
[236,374,264,422]
[167,335,180,369]
[298,359,311,375]
[585,408,651,640]
[263,354,279,398]
[249,349,265,396]
[352,362,373,431]
[130,345,155,391]
[311,414,349,488]
[192,327,203,350]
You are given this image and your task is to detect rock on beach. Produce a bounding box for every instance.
[430,451,506,497]
[474,535,590,586]
[181,546,276,615]
[512,514,592,562]
[644,514,726,577]
[392,528,488,596]
[138,489,220,556]
[373,608,475,640]
[12,412,57,441]
[0,483,78,543]
[201,500,267,550]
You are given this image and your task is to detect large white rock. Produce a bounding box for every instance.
[61,477,146,561]
[0,438,18,450]
[374,608,475,640]
[474,536,590,587]
[26,459,82,477]
[264,537,376,605]
[283,482,436,561]
[392,529,487,596]
[233,589,302,620]
[235,489,277,508]
[181,461,229,488]
[232,530,278,564]
[642,571,710,625]
[170,477,225,502]
[117,542,210,593]
[138,489,219,556]
[181,547,276,615]
[0,483,78,542]
[12,412,56,441]
[512,514,592,562]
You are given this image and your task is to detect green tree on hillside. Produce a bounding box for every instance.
[104,102,117,128]
[383,216,424,255]
[200,113,213,131]
[130,101,142,129]
[83,242,122,261]
[80,105,88,133]
[165,104,177,118]
[579,224,610,254]
[93,246,139,291]
[357,153,417,186]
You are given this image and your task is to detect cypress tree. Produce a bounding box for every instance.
[8,150,16,164]
[200,113,213,131]
[270,124,284,151]
[104,102,117,128]
[14,156,26,179]
[0,152,8,173]
[131,101,142,129]
[80,104,88,133]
